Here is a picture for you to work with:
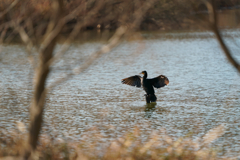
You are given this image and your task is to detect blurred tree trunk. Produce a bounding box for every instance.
[24,41,55,158]
[23,0,63,159]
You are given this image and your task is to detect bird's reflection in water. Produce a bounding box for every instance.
[144,102,157,118]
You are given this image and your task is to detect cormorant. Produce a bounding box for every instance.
[121,71,169,103]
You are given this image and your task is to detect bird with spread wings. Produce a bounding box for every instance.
[121,71,169,103]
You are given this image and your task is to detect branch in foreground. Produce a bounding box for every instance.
[46,0,157,93]
[23,0,64,159]
[47,25,127,92]
[206,0,240,73]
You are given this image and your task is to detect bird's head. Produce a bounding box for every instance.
[140,71,147,75]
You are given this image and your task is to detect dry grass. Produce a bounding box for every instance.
[0,123,230,160]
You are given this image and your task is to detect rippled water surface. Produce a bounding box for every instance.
[0,32,240,156]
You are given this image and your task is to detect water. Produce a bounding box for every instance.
[0,32,240,156]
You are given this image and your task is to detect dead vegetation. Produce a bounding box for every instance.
[0,124,228,160]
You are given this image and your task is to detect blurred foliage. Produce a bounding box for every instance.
[0,124,228,160]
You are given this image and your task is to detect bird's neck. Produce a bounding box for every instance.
[143,73,147,79]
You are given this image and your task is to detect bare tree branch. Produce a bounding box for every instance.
[14,22,36,68]
[0,0,20,19]
[40,0,106,53]
[0,26,7,43]
[206,0,240,73]
[23,0,64,159]
[45,0,108,68]
[45,0,157,93]
[46,25,127,94]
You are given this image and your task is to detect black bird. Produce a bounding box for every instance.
[121,71,169,103]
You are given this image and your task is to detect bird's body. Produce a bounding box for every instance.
[142,74,155,94]
[121,71,169,103]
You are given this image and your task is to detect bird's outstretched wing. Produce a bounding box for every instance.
[149,75,169,88]
[121,75,142,87]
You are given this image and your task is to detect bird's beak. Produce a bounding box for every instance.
[139,72,143,75]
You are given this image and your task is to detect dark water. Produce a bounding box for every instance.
[0,32,240,156]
